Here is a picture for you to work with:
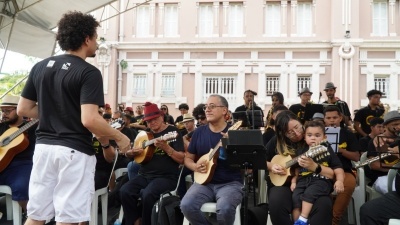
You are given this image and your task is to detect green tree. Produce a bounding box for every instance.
[0,72,28,97]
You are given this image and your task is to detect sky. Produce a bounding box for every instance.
[0,50,37,75]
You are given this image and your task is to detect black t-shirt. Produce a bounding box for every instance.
[354,105,384,135]
[234,104,263,112]
[0,120,37,161]
[322,100,351,119]
[295,145,342,181]
[262,128,275,146]
[93,137,113,172]
[359,135,372,153]
[21,54,104,155]
[139,125,184,180]
[337,128,361,174]
[175,115,183,124]
[289,104,307,124]
[366,137,400,183]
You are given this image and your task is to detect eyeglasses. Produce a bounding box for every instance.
[1,108,16,115]
[285,124,304,138]
[161,108,167,110]
[203,104,225,111]
[198,116,206,120]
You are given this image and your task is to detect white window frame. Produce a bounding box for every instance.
[297,2,312,37]
[161,74,176,97]
[228,3,244,37]
[198,4,214,37]
[266,76,280,96]
[136,5,150,37]
[132,74,147,97]
[164,4,179,37]
[202,75,236,104]
[372,1,388,36]
[265,3,281,37]
[374,75,389,98]
[297,76,311,94]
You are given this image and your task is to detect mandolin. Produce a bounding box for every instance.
[269,141,329,186]
[133,131,178,164]
[0,119,39,172]
[194,121,242,185]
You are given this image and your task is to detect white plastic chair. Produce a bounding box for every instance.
[115,167,129,222]
[360,152,382,201]
[387,162,399,192]
[183,203,241,225]
[347,163,366,225]
[89,186,108,225]
[0,185,22,225]
[257,170,267,204]
[389,219,400,225]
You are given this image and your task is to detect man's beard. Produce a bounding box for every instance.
[3,116,18,125]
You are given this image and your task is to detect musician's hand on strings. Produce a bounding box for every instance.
[298,156,316,170]
[129,147,143,157]
[196,160,208,173]
[388,146,399,158]
[154,139,169,152]
[271,164,286,175]
[334,180,344,193]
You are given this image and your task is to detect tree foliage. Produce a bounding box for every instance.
[0,72,28,96]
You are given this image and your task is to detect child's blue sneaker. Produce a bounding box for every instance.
[294,219,308,225]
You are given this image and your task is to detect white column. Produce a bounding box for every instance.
[194,61,203,105]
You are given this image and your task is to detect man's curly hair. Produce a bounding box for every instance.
[56,11,100,51]
[192,103,206,119]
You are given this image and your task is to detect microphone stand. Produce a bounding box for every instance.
[251,97,255,130]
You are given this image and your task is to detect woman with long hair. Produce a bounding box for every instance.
[160,104,175,125]
[265,110,333,225]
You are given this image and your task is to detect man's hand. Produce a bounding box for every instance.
[115,133,130,154]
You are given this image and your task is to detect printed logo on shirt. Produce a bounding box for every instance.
[47,60,55,67]
[61,63,71,70]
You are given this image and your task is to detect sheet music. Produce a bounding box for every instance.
[325,127,340,153]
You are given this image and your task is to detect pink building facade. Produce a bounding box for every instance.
[91,0,400,119]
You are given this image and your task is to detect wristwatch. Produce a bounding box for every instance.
[314,164,322,174]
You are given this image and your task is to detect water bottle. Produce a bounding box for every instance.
[114,219,122,225]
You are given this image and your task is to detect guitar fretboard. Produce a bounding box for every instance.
[0,119,39,147]
[207,121,242,161]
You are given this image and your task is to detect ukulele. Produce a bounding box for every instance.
[133,131,178,164]
[269,141,329,186]
[0,119,39,172]
[194,121,242,185]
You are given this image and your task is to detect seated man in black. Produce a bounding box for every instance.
[120,102,184,225]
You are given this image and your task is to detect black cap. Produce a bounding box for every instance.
[244,89,257,96]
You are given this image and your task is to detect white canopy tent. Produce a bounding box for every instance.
[0,0,120,71]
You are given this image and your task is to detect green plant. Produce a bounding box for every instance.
[120,59,128,70]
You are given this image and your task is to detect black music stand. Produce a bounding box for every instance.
[232,111,264,129]
[376,136,400,169]
[226,130,266,225]
[303,103,324,122]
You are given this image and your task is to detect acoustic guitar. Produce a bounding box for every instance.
[0,119,39,172]
[133,131,178,164]
[354,153,392,169]
[269,141,328,186]
[194,121,242,185]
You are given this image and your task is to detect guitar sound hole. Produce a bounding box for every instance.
[1,137,10,146]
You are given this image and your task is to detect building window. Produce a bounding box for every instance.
[198,4,214,37]
[297,2,312,37]
[297,76,311,94]
[374,76,389,98]
[203,76,236,103]
[265,3,281,37]
[161,74,176,97]
[372,1,388,36]
[164,4,179,37]
[266,76,280,96]
[136,5,150,37]
[229,3,244,37]
[132,74,147,96]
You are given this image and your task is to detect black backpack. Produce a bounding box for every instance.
[151,192,183,225]
[244,203,269,225]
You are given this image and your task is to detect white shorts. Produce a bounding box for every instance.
[27,144,96,223]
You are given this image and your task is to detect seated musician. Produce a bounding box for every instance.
[181,95,243,225]
[119,102,184,225]
[323,106,360,225]
[366,111,400,194]
[0,95,37,214]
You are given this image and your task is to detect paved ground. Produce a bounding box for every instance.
[0,189,354,225]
